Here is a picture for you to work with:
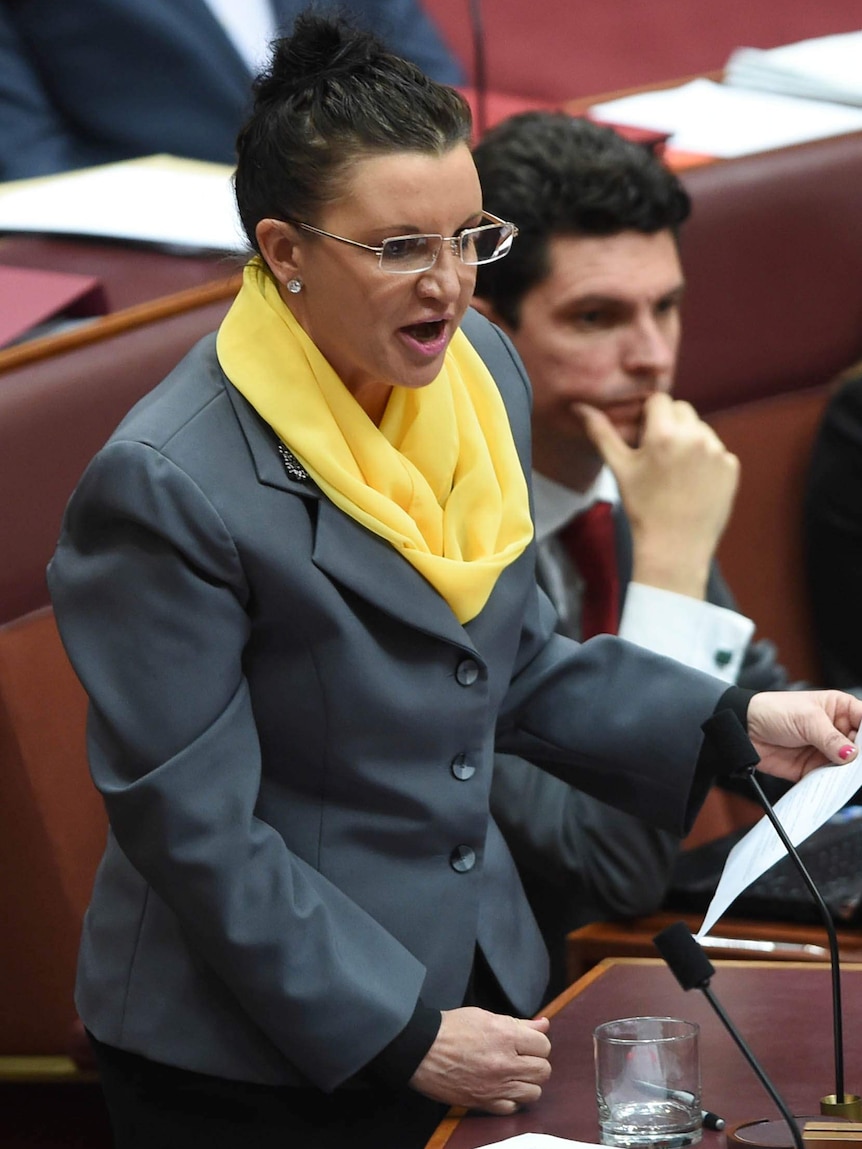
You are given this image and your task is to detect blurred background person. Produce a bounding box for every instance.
[805,361,862,692]
[0,0,462,180]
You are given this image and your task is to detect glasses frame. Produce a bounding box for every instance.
[285,210,518,274]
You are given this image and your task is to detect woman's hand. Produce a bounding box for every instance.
[409,1007,551,1114]
[747,690,861,781]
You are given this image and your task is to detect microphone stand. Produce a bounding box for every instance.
[741,767,855,1118]
[654,921,805,1149]
[467,0,487,138]
[700,709,861,1120]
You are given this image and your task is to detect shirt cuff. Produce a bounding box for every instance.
[364,999,442,1087]
[619,582,756,682]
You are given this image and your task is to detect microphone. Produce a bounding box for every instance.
[654,920,804,1149]
[467,0,487,138]
[701,710,860,1120]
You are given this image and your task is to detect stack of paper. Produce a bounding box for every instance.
[0,154,247,253]
[589,77,862,159]
[475,1136,598,1148]
[725,30,862,107]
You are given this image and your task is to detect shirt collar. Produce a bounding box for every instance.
[532,466,620,543]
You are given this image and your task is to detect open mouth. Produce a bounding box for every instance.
[401,319,446,344]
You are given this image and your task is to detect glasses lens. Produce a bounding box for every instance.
[380,234,441,272]
[460,224,514,266]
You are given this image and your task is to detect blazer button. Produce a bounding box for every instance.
[450,845,476,872]
[455,658,480,686]
[450,753,475,780]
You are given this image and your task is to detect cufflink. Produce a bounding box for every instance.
[714,649,733,668]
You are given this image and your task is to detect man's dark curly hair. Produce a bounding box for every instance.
[473,112,691,327]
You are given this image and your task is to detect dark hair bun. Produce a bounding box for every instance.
[256,12,382,106]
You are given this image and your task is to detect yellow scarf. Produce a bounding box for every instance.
[216,259,533,623]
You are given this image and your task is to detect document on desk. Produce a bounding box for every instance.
[725,31,862,106]
[0,154,247,253]
[0,263,105,347]
[476,1136,599,1148]
[697,741,862,939]
[588,78,862,158]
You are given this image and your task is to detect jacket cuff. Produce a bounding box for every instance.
[686,686,756,831]
[365,999,442,1087]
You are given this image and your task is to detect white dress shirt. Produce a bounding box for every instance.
[202,0,277,74]
[532,466,755,683]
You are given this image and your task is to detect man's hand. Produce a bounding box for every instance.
[409,1007,551,1114]
[747,690,861,781]
[578,393,739,599]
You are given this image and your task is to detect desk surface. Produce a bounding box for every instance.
[427,958,862,1149]
[566,913,862,983]
[0,233,242,314]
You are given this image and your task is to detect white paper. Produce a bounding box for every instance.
[589,78,862,158]
[697,742,862,939]
[726,31,862,107]
[0,155,247,253]
[475,1136,600,1149]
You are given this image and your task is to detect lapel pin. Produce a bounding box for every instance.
[277,444,309,482]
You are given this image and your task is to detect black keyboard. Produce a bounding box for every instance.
[665,807,862,927]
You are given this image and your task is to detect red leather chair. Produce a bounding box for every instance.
[677,132,862,415]
[0,283,238,625]
[0,606,104,1077]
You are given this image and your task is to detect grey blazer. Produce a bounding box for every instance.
[48,309,729,1093]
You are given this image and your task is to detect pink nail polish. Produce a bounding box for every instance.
[839,745,856,761]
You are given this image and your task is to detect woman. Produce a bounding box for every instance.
[48,14,861,1149]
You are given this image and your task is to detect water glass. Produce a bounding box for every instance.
[594,1016,702,1147]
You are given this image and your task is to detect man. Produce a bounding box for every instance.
[0,0,462,180]
[472,112,791,993]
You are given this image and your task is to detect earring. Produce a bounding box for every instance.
[286,278,303,294]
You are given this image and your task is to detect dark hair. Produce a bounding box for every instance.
[234,12,472,250]
[472,112,691,326]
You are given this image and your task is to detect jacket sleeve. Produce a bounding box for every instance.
[0,7,95,179]
[494,582,737,838]
[490,752,679,912]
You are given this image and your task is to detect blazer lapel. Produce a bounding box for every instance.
[226,376,478,651]
[312,502,477,650]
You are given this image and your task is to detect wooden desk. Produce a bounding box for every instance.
[566,913,862,983]
[427,958,862,1149]
[0,234,243,374]
[0,234,242,313]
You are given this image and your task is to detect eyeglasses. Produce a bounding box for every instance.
[286,210,518,274]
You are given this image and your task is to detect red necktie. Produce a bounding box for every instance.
[559,501,620,640]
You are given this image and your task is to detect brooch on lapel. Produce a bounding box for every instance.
[277,444,309,482]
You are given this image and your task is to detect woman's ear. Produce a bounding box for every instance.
[255,218,302,289]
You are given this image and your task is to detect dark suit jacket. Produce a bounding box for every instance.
[491,500,791,994]
[805,368,862,691]
[48,307,731,1091]
[0,0,463,179]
